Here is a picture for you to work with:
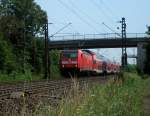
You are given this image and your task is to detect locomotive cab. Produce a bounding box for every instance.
[60,50,79,76]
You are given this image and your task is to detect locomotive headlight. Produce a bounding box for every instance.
[75,64,77,67]
[62,65,64,67]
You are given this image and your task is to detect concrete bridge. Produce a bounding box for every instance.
[49,33,150,49]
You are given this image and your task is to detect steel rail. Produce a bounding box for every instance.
[0,76,107,103]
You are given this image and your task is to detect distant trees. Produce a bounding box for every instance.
[146,26,150,35]
[144,26,150,74]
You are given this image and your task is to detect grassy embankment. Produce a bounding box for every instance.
[30,73,150,116]
[0,71,42,82]
[0,66,61,82]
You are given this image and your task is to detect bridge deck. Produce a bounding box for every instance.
[49,33,150,49]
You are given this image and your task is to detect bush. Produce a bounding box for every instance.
[0,69,42,82]
[50,50,61,78]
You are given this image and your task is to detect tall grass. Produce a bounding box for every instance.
[26,73,144,116]
[142,75,150,97]
[31,77,89,116]
[86,73,143,116]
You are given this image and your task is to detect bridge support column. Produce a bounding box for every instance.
[137,43,146,73]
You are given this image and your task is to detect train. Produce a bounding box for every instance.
[59,49,120,77]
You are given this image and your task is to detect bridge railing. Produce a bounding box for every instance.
[50,33,148,41]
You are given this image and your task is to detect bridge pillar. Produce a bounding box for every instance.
[137,43,146,73]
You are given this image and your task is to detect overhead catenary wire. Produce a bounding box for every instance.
[36,0,81,35]
[57,0,100,33]
[102,22,121,37]
[90,0,121,36]
[98,0,118,23]
[68,0,104,33]
[70,24,80,34]
[89,0,117,27]
[50,22,72,37]
[49,18,70,25]
[48,16,80,34]
[100,0,119,21]
[37,0,119,34]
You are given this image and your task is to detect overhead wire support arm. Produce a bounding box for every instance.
[50,23,72,38]
[102,22,121,37]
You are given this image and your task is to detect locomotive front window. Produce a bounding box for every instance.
[62,52,77,58]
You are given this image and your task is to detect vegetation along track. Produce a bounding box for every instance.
[0,76,109,115]
[0,76,108,103]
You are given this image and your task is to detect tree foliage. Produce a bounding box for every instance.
[0,33,15,72]
[0,0,61,80]
[0,0,47,74]
[146,26,150,35]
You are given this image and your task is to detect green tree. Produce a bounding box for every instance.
[146,26,150,35]
[0,0,47,72]
[0,33,15,73]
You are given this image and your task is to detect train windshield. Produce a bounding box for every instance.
[62,51,77,58]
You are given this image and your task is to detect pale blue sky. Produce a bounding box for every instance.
[36,0,150,64]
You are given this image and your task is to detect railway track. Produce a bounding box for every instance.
[0,76,107,102]
[0,76,108,115]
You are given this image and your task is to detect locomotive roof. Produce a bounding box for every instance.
[82,49,95,55]
[61,49,95,54]
[61,49,77,52]
[96,54,111,62]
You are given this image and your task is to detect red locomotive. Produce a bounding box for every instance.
[59,49,120,76]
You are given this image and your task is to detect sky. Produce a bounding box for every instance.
[35,0,150,64]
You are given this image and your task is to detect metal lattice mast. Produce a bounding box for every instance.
[121,17,127,67]
[44,19,49,79]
